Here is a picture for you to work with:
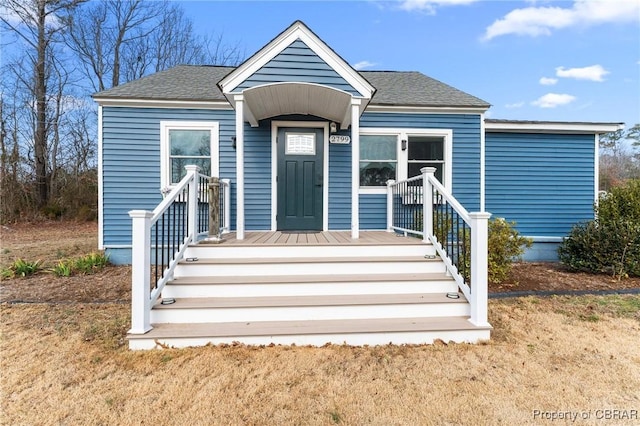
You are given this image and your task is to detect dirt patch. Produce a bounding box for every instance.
[1,221,130,303]
[494,262,640,294]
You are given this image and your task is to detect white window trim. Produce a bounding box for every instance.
[359,128,453,194]
[160,121,220,190]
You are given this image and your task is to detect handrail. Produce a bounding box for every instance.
[387,167,490,327]
[128,165,229,335]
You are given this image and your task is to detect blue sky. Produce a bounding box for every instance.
[181,0,640,129]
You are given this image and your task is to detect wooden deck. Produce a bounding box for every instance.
[212,231,424,246]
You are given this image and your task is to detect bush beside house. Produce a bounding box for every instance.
[559,179,640,278]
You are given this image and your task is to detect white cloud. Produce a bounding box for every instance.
[353,60,377,70]
[539,77,558,85]
[400,0,479,14]
[531,93,577,108]
[556,65,609,82]
[505,101,525,109]
[483,0,640,41]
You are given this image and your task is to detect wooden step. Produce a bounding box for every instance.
[150,293,470,324]
[178,255,440,265]
[174,256,445,277]
[128,316,492,349]
[168,272,450,285]
[185,242,435,259]
[161,272,458,298]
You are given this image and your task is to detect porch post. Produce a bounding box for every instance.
[221,178,231,233]
[386,179,395,232]
[421,167,436,243]
[128,210,153,334]
[469,211,491,327]
[185,165,200,240]
[234,94,245,240]
[350,98,361,239]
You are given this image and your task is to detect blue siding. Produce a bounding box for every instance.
[102,107,236,248]
[243,122,272,230]
[359,113,482,218]
[328,135,351,229]
[236,40,360,95]
[359,194,387,230]
[485,132,595,237]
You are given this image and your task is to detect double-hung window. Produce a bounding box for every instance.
[160,121,219,188]
[359,128,451,193]
[408,135,445,184]
[359,134,398,187]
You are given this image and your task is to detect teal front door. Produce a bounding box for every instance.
[277,127,323,231]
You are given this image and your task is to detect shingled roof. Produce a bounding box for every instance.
[93,65,490,109]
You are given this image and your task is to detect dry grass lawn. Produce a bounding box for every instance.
[2,297,639,425]
[2,221,639,424]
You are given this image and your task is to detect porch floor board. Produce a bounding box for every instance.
[217,231,423,246]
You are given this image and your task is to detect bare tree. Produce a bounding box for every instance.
[66,0,243,91]
[599,123,640,190]
[1,0,83,208]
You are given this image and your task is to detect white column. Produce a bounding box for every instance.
[469,211,491,327]
[421,167,436,243]
[128,210,154,334]
[185,165,200,240]
[221,178,231,233]
[234,95,245,240]
[350,99,361,239]
[386,179,395,232]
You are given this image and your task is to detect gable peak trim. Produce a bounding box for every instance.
[218,20,375,99]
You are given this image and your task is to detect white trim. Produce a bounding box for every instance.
[159,121,220,189]
[241,82,355,128]
[365,105,488,115]
[235,96,245,240]
[93,98,232,110]
[480,113,486,212]
[526,236,564,243]
[359,127,453,193]
[97,105,104,250]
[594,133,599,215]
[351,100,361,239]
[271,121,330,232]
[485,121,623,134]
[219,21,375,99]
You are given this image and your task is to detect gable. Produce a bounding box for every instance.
[218,21,375,100]
[235,39,360,95]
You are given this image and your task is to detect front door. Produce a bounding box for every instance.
[277,127,323,231]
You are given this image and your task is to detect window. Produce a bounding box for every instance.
[160,121,219,188]
[359,135,397,187]
[408,136,445,184]
[359,129,451,193]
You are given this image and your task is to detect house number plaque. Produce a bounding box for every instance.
[329,135,350,144]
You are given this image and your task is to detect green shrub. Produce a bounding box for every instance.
[558,221,640,278]
[596,179,640,225]
[52,260,73,277]
[487,218,532,284]
[559,179,640,278]
[7,259,41,278]
[73,252,109,274]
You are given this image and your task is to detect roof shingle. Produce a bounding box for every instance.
[93,65,490,108]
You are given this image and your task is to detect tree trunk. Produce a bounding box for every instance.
[35,0,49,208]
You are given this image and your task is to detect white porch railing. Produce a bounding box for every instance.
[128,165,230,334]
[387,167,491,326]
